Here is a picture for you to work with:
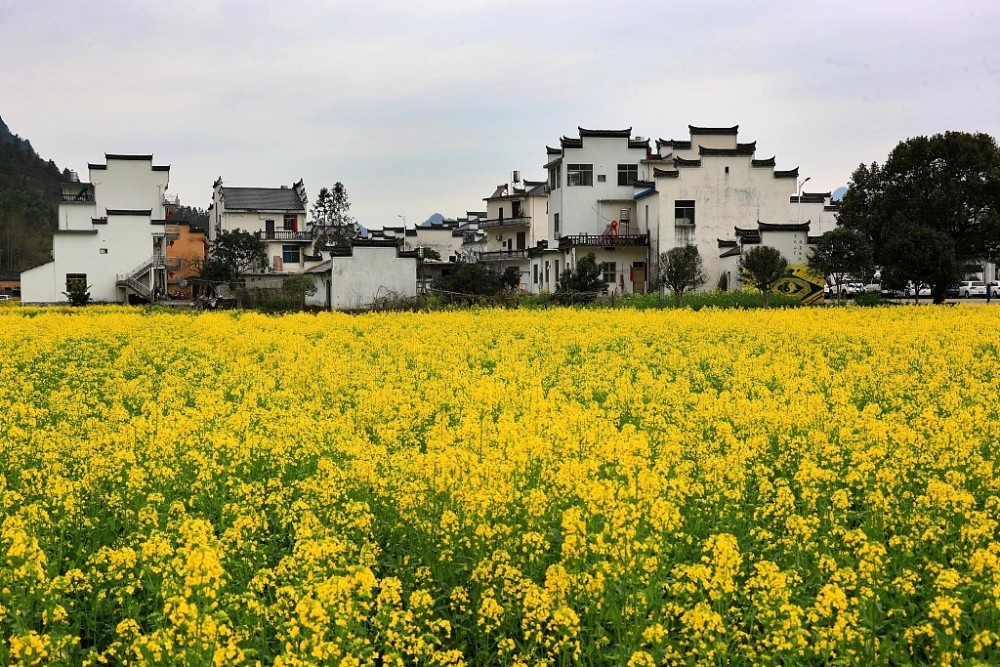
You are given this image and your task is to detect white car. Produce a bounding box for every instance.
[959,280,987,298]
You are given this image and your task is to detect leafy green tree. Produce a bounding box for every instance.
[62,279,92,306]
[206,230,266,282]
[282,274,318,307]
[837,131,1000,303]
[555,253,606,304]
[659,245,707,307]
[432,261,510,297]
[808,227,874,302]
[880,221,961,303]
[311,182,356,250]
[741,245,788,307]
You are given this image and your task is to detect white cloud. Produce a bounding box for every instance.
[2,0,998,223]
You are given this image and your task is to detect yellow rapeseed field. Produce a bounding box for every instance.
[1,304,999,666]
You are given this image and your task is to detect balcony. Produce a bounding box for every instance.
[558,233,648,249]
[479,216,531,229]
[153,223,181,239]
[61,193,94,203]
[478,249,530,261]
[255,230,313,242]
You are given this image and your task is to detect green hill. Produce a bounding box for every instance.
[0,115,62,272]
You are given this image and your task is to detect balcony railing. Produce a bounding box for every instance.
[558,233,648,248]
[479,216,531,229]
[255,230,313,242]
[478,249,530,261]
[61,194,94,203]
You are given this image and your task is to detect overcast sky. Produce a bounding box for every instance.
[3,0,998,227]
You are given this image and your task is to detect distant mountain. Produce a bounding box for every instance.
[0,115,63,272]
[0,115,37,156]
[832,186,848,201]
[419,213,446,227]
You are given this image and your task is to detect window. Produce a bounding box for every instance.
[618,164,638,186]
[675,227,694,246]
[554,213,560,234]
[283,214,298,231]
[282,245,301,265]
[66,273,87,290]
[601,261,616,284]
[533,264,539,284]
[512,200,521,218]
[99,248,108,254]
[548,165,561,190]
[567,164,593,186]
[597,174,606,183]
[675,200,696,226]
[516,231,526,250]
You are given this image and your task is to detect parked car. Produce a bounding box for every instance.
[958,280,987,298]
[0,294,10,301]
[988,281,1000,298]
[904,283,931,297]
[945,284,961,298]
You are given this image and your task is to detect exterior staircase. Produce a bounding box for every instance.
[116,254,173,300]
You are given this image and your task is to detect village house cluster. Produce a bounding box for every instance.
[20,125,844,308]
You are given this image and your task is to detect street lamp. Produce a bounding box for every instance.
[797,177,812,223]
[398,214,406,227]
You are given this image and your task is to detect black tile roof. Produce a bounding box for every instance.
[759,221,810,232]
[653,168,680,178]
[720,246,742,258]
[221,187,305,211]
[546,146,562,155]
[699,142,756,157]
[790,192,830,204]
[656,139,692,151]
[689,125,739,135]
[751,157,776,168]
[718,239,738,248]
[579,127,632,138]
[674,156,702,168]
[106,209,152,216]
[774,168,799,179]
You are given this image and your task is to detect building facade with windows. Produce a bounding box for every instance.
[21,154,178,304]
[478,174,549,290]
[208,178,320,275]
[542,128,652,295]
[643,125,809,289]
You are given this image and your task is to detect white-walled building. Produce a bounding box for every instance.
[644,125,803,289]
[208,178,321,275]
[543,128,653,295]
[477,174,549,290]
[21,154,177,304]
[306,239,417,310]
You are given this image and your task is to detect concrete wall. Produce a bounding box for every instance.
[653,157,795,288]
[307,246,417,310]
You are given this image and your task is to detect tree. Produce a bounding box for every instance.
[659,245,707,307]
[432,261,510,298]
[741,245,788,307]
[311,182,356,250]
[282,274,318,308]
[555,253,606,303]
[808,227,874,303]
[880,221,961,303]
[206,230,266,282]
[62,279,92,306]
[837,131,1000,303]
